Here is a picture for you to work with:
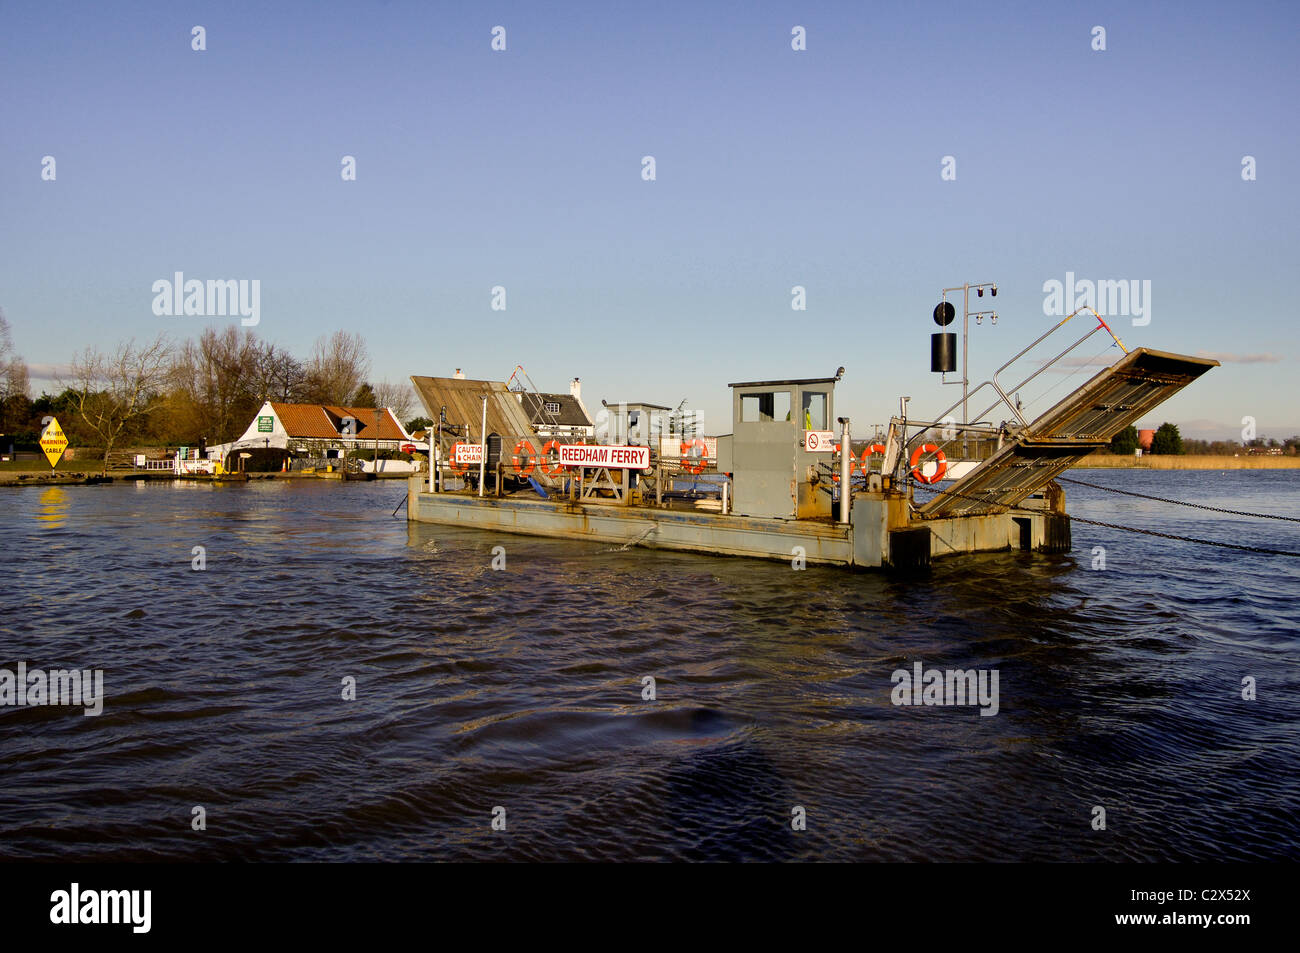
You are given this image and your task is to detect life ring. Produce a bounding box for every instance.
[680,439,708,474]
[909,444,947,484]
[539,439,564,477]
[448,441,468,474]
[511,439,537,477]
[860,443,886,472]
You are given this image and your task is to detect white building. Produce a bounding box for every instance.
[209,401,412,464]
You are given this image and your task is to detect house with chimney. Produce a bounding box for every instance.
[516,378,595,439]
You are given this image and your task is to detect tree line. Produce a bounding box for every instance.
[0,314,421,471]
[1105,424,1300,456]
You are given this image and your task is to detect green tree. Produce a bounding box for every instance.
[351,382,377,408]
[1150,422,1184,455]
[1109,424,1139,455]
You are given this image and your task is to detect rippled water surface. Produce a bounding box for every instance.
[2,470,1298,861]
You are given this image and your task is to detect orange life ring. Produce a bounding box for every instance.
[511,439,536,476]
[680,439,708,474]
[831,443,864,482]
[540,439,564,477]
[449,441,468,474]
[831,442,883,481]
[860,444,886,472]
[909,444,947,484]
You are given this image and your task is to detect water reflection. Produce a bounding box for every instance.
[36,486,69,528]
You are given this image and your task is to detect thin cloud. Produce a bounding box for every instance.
[26,362,73,380]
[1038,354,1119,373]
[1195,350,1283,364]
[1054,355,1116,367]
[1039,350,1287,373]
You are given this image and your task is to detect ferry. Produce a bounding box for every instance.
[406,306,1216,569]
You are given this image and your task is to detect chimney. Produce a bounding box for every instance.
[570,377,591,425]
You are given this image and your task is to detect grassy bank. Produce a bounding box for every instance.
[0,465,409,486]
[0,469,109,486]
[1081,454,1300,469]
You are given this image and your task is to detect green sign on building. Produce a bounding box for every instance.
[257,415,274,433]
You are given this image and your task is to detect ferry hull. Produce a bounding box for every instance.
[407,478,1065,569]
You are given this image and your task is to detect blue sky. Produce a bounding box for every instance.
[2,0,1297,438]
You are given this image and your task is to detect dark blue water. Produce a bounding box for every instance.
[1,469,1297,860]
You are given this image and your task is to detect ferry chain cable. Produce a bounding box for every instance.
[1054,475,1300,522]
[910,482,1300,558]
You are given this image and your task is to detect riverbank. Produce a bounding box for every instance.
[0,468,412,486]
[1079,454,1300,469]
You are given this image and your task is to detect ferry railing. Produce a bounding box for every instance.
[895,429,1002,472]
[901,306,1128,465]
[135,457,217,473]
[507,364,562,432]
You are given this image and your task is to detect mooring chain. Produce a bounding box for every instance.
[1055,475,1300,523]
[1060,513,1300,557]
[911,482,1300,558]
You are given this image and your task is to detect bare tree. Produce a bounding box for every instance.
[168,326,263,443]
[4,359,30,402]
[63,335,172,474]
[0,309,13,365]
[249,342,307,403]
[372,379,415,422]
[169,329,314,443]
[304,331,370,405]
[0,309,31,428]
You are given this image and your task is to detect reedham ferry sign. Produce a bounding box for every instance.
[558,445,650,469]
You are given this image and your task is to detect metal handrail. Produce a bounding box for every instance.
[506,364,562,429]
[906,307,1127,454]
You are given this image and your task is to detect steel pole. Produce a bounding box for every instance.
[838,416,851,524]
[961,282,972,426]
[478,396,487,498]
[962,283,970,457]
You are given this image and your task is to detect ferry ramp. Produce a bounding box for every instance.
[917,348,1219,519]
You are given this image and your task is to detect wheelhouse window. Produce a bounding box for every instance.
[740,391,792,423]
[802,391,828,430]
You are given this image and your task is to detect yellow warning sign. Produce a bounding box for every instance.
[40,417,69,468]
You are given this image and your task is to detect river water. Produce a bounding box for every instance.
[1,469,1297,861]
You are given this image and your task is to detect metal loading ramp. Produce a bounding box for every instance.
[409,375,568,488]
[917,348,1219,518]
[410,376,539,439]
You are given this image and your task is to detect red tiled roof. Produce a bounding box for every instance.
[271,404,335,438]
[270,404,406,440]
